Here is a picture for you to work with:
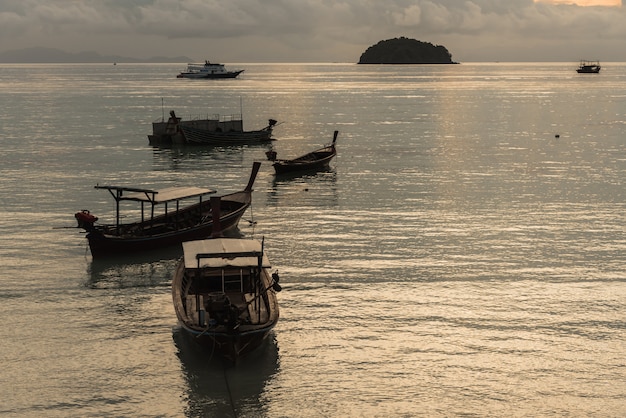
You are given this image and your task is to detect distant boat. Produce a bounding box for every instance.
[148,110,277,146]
[577,60,601,74]
[73,162,260,258]
[177,61,244,79]
[266,130,338,175]
[172,232,281,362]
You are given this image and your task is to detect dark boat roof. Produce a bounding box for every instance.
[95,185,216,204]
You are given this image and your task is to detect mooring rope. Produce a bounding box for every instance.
[224,364,238,418]
[246,201,257,226]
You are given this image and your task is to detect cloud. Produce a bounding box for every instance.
[0,0,624,62]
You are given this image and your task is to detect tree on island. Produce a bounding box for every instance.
[358,37,457,64]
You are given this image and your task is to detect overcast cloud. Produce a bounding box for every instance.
[0,0,624,62]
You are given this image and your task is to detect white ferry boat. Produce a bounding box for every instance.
[177,61,244,79]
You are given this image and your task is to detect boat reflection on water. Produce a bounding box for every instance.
[150,144,250,173]
[173,328,280,417]
[272,166,337,181]
[267,170,338,208]
[86,244,182,289]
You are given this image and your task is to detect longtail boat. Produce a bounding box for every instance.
[172,199,281,362]
[266,130,338,174]
[74,162,260,258]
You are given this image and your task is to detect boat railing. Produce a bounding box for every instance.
[185,113,243,122]
[219,114,243,123]
[153,113,244,123]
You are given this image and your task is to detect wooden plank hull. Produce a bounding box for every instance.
[86,203,241,257]
[171,242,280,362]
[273,152,335,174]
[85,191,250,258]
[180,124,273,145]
[148,111,276,146]
[79,163,261,259]
[270,130,338,174]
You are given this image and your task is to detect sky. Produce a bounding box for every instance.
[0,0,624,63]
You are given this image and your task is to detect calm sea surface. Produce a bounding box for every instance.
[1,62,625,417]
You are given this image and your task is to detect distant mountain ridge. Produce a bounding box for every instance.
[0,47,193,63]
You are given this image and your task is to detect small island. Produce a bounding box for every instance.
[358,37,457,64]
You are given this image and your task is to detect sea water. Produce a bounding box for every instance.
[0,62,624,417]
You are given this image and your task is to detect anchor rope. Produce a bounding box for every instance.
[224,364,238,418]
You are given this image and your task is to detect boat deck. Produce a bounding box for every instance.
[185,291,269,328]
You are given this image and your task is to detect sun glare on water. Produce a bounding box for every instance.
[534,0,621,5]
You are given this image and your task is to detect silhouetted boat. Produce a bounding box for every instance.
[577,60,601,74]
[177,61,244,79]
[73,162,261,258]
[172,225,281,362]
[148,110,276,146]
[266,130,338,174]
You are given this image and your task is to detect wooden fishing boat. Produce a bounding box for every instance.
[74,162,261,258]
[266,130,338,174]
[179,122,275,145]
[148,110,276,146]
[172,224,281,362]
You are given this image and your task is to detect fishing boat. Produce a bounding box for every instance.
[179,120,276,145]
[266,130,338,174]
[74,162,261,258]
[576,60,601,74]
[177,61,244,79]
[148,110,277,146]
[172,216,281,361]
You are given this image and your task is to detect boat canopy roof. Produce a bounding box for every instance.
[183,238,271,269]
[95,185,216,204]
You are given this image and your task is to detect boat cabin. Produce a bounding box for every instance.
[180,239,273,328]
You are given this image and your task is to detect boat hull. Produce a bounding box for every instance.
[273,153,335,174]
[179,323,276,362]
[171,243,280,362]
[270,130,338,174]
[177,70,244,79]
[85,192,250,258]
[148,112,275,146]
[180,124,273,145]
[576,68,600,74]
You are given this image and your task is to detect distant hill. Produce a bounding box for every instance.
[0,47,193,63]
[358,37,457,64]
